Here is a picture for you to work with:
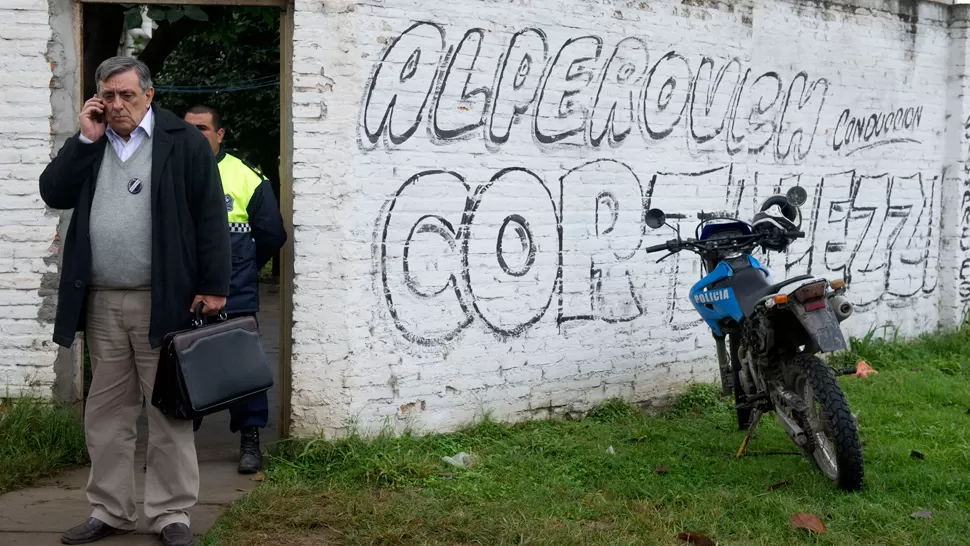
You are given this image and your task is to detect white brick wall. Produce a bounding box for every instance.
[940,7,970,327]
[2,0,969,436]
[288,0,967,436]
[0,0,58,396]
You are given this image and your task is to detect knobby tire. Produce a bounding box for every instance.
[786,354,865,492]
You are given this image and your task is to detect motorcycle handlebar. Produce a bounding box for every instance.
[643,230,805,255]
[644,242,672,253]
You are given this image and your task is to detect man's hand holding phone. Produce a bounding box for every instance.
[80,95,106,142]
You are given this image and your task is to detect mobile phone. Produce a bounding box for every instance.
[91,96,105,124]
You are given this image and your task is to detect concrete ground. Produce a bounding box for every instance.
[0,462,257,545]
[0,283,283,544]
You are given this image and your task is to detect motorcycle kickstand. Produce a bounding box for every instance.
[735,408,764,458]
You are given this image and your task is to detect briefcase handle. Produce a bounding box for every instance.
[191,301,229,328]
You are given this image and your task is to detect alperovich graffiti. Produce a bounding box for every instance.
[365,22,938,346]
[359,22,829,162]
[375,160,939,346]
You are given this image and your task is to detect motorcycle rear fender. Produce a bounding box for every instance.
[787,299,847,352]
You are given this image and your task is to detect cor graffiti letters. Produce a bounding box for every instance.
[374,162,940,345]
[359,22,830,162]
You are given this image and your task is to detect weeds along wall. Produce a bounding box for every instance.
[286,0,970,436]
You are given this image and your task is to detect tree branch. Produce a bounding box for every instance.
[138,18,206,80]
[82,4,125,98]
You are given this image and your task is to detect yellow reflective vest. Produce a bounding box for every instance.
[216,150,286,314]
[220,152,264,230]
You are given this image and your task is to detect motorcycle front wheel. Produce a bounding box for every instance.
[782,354,865,492]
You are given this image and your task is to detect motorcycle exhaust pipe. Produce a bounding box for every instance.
[829,294,853,322]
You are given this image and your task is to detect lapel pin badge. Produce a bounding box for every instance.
[127,178,142,195]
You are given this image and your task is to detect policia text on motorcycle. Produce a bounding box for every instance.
[184,105,287,474]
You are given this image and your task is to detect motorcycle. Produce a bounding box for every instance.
[643,186,864,492]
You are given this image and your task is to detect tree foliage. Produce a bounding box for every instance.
[151,6,282,187]
[122,3,209,31]
[85,4,281,186]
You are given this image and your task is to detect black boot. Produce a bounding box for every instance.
[238,426,262,474]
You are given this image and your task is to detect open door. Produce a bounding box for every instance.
[72,0,294,459]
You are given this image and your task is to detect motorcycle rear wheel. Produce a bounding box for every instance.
[782,354,864,492]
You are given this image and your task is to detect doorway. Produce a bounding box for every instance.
[72,0,295,460]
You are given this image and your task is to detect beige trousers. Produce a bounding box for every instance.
[83,290,199,533]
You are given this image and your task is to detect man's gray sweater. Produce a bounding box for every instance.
[88,135,153,290]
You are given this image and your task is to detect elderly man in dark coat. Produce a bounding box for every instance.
[39,55,231,546]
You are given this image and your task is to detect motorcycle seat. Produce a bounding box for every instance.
[730,269,815,318]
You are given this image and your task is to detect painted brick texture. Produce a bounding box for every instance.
[2,0,968,438]
[288,0,966,436]
[0,0,58,396]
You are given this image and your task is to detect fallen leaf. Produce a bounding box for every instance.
[654,464,667,474]
[789,513,827,535]
[250,472,265,482]
[767,481,790,491]
[677,532,715,545]
[910,450,925,460]
[911,510,933,519]
[235,488,246,492]
[855,360,878,378]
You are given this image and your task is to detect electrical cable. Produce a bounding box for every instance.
[154,77,279,94]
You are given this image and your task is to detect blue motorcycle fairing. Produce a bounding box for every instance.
[689,255,771,336]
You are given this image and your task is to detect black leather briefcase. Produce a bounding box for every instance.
[151,303,274,421]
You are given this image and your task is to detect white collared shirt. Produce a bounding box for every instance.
[79,107,155,162]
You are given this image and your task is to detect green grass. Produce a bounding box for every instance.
[202,327,970,546]
[0,396,87,494]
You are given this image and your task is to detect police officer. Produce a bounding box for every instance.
[184,105,286,474]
